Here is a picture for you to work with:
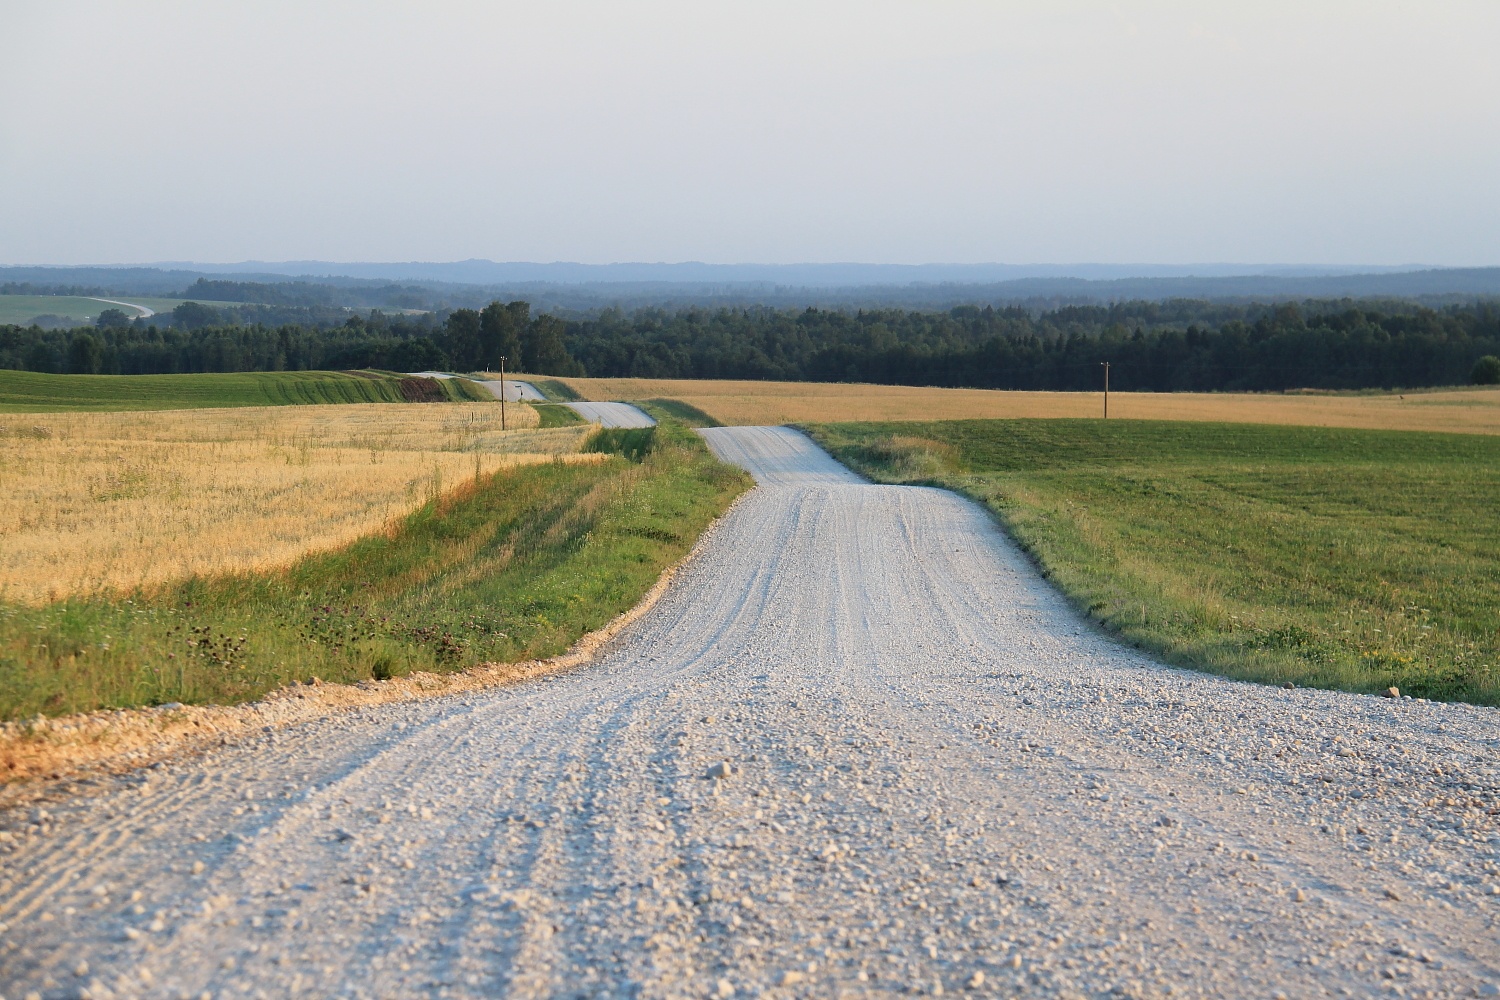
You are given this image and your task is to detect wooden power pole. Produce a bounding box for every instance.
[1101,361,1110,419]
[498,356,508,431]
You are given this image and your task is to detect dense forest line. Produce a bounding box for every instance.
[566,300,1500,391]
[0,301,579,377]
[2,298,1497,391]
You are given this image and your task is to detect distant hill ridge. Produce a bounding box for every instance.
[4,261,1499,310]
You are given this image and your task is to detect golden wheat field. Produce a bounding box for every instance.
[0,402,600,604]
[553,377,1500,435]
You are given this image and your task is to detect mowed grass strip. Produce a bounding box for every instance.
[554,376,1500,436]
[0,419,752,720]
[0,402,571,603]
[0,369,491,412]
[809,419,1500,704]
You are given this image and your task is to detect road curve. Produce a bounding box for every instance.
[2,428,1497,999]
[474,380,548,402]
[87,297,155,318]
[567,401,657,428]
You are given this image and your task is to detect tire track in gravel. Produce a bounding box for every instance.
[2,424,1498,999]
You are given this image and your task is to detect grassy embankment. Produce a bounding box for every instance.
[553,376,1500,436]
[0,418,751,720]
[534,403,587,427]
[525,377,583,401]
[637,399,722,427]
[0,369,491,412]
[810,419,1500,705]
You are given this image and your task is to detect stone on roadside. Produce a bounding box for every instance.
[967,970,986,989]
[716,978,735,998]
[780,969,805,986]
[1384,686,1400,698]
[706,761,733,780]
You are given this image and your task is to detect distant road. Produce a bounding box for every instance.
[87,297,155,318]
[565,400,656,428]
[474,379,547,402]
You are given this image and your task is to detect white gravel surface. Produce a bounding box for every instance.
[2,426,1498,1000]
[86,297,155,319]
[475,381,547,403]
[566,401,658,428]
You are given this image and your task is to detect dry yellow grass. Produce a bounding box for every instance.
[0,402,600,604]
[555,377,1500,435]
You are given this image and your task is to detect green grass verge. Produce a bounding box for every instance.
[0,419,751,720]
[528,378,583,401]
[0,369,490,412]
[808,419,1500,705]
[533,403,588,427]
[584,426,658,464]
[637,398,721,427]
[436,378,494,403]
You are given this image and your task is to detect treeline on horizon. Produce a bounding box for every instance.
[3,298,1498,392]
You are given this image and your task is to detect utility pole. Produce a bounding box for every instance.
[498,355,507,431]
[1101,361,1110,419]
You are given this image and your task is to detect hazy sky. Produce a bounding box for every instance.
[3,1,1498,266]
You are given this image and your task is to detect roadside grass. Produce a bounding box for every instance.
[534,403,588,427]
[584,426,657,463]
[554,377,1500,436]
[637,398,721,427]
[809,419,1500,705]
[0,418,752,721]
[0,369,492,412]
[525,378,583,402]
[0,403,573,603]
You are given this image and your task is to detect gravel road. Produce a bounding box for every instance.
[565,401,657,428]
[475,381,548,403]
[86,298,155,319]
[3,426,1498,1000]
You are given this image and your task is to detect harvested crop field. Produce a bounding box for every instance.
[0,402,595,603]
[553,376,1500,435]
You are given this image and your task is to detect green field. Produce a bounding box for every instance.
[808,419,1500,705]
[533,402,588,427]
[0,419,751,720]
[0,294,244,326]
[637,398,722,427]
[0,369,491,411]
[526,377,583,401]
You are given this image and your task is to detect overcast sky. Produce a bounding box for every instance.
[3,1,1498,267]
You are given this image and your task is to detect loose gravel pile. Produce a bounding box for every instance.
[1,426,1496,999]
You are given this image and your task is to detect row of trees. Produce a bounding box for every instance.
[441,302,580,374]
[3,298,1497,391]
[562,300,1500,391]
[0,301,584,377]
